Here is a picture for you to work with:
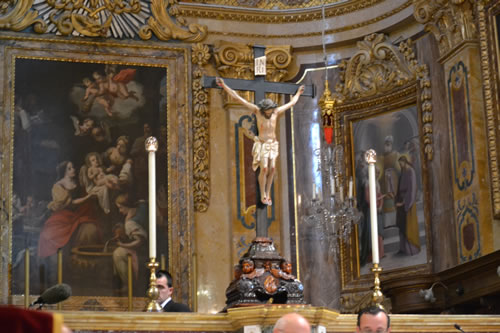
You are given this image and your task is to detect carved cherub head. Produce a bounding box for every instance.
[281,260,292,274]
[241,259,255,274]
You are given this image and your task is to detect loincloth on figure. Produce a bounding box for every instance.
[252,137,279,171]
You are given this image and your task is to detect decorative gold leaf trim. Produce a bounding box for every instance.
[413,0,477,58]
[477,0,500,218]
[139,0,207,42]
[192,43,211,212]
[335,33,434,161]
[0,0,46,32]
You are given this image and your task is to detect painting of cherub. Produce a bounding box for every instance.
[11,58,169,300]
[72,64,145,118]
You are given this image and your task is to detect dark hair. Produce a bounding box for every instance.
[56,161,71,180]
[156,270,173,287]
[357,306,390,329]
[257,98,277,111]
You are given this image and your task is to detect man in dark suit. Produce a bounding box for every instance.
[156,270,191,312]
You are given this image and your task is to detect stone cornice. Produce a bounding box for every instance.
[180,0,408,24]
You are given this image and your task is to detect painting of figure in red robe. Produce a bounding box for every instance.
[11,58,169,298]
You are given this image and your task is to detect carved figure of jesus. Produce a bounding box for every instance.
[216,77,305,206]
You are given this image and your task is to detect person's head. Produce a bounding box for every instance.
[241,259,254,274]
[85,152,101,167]
[356,306,391,333]
[83,77,92,87]
[81,118,94,132]
[116,135,129,153]
[92,71,103,81]
[156,270,174,304]
[398,155,411,170]
[115,193,133,215]
[143,123,152,137]
[281,260,292,274]
[56,161,75,180]
[257,98,277,119]
[384,136,393,153]
[273,313,311,333]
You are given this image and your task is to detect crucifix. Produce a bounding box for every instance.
[203,45,315,238]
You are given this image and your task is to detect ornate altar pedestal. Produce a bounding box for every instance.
[224,237,306,309]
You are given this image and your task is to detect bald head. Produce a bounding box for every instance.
[273,313,311,333]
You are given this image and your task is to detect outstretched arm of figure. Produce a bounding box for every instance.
[117,234,144,249]
[275,85,305,115]
[216,77,259,113]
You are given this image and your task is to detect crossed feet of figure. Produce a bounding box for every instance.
[261,196,272,206]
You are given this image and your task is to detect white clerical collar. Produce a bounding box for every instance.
[160,297,172,308]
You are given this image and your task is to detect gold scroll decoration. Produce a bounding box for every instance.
[0,0,207,41]
[334,33,434,161]
[0,0,46,33]
[139,0,207,42]
[413,0,477,59]
[191,43,211,212]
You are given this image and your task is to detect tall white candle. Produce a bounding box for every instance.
[348,178,353,198]
[339,185,344,203]
[146,137,158,259]
[366,149,379,264]
[312,183,316,200]
[330,176,335,195]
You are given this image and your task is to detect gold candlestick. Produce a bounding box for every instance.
[371,263,384,307]
[145,258,162,312]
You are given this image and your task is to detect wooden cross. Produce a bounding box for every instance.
[203,45,315,238]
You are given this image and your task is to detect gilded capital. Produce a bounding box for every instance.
[214,41,254,80]
[413,0,477,58]
[264,45,292,82]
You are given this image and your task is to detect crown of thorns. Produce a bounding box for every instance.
[257,99,277,111]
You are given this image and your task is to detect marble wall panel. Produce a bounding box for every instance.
[415,34,457,272]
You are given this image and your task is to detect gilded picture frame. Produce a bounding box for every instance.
[0,39,192,311]
[328,34,435,310]
[478,0,500,219]
[338,84,433,298]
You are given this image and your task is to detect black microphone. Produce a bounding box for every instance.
[454,324,466,333]
[30,283,72,308]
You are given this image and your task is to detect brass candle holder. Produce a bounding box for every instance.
[371,263,384,307]
[145,258,162,312]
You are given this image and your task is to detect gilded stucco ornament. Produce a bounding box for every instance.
[1,0,207,41]
[139,0,207,42]
[191,43,211,212]
[335,33,434,161]
[413,0,477,58]
[0,0,46,32]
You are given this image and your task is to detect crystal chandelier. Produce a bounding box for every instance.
[304,145,361,257]
[302,0,361,258]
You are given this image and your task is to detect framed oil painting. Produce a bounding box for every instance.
[351,105,427,275]
[8,54,173,308]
